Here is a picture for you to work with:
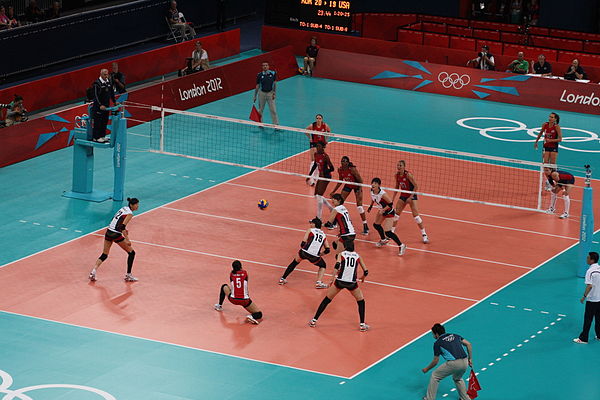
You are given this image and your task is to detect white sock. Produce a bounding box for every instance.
[564,195,570,214]
[316,195,323,218]
[550,192,557,209]
[420,228,426,235]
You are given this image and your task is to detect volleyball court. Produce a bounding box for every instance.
[0,105,596,379]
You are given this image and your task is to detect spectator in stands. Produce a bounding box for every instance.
[510,0,522,24]
[468,45,495,71]
[528,0,540,25]
[564,59,587,81]
[45,1,61,20]
[25,0,44,23]
[303,37,320,76]
[7,6,20,28]
[91,69,116,143]
[532,54,552,76]
[506,52,529,74]
[216,0,226,32]
[179,41,210,76]
[166,0,196,40]
[110,62,127,94]
[254,62,279,125]
[1,95,28,127]
[0,6,9,30]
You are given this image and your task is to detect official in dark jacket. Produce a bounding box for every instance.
[92,69,116,142]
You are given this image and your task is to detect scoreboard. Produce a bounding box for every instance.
[265,0,353,33]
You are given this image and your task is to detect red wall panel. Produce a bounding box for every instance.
[500,32,524,44]
[584,41,600,54]
[0,29,241,114]
[0,46,297,168]
[313,48,600,115]
[397,29,424,44]
[361,13,417,40]
[422,22,447,33]
[447,25,472,36]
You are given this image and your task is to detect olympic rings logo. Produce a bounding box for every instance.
[457,117,600,153]
[74,114,88,128]
[438,72,471,89]
[0,369,116,400]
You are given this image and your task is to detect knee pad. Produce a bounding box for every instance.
[357,205,365,214]
[252,311,263,320]
[393,215,399,222]
[414,216,423,224]
[99,253,108,261]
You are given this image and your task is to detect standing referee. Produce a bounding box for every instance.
[91,68,116,143]
[254,62,279,125]
[574,252,600,344]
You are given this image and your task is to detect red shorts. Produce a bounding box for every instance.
[228,296,252,307]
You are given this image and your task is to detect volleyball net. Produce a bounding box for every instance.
[134,105,590,214]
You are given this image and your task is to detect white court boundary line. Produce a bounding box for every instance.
[223,181,580,241]
[347,227,600,379]
[90,233,478,303]
[0,309,349,380]
[162,206,533,270]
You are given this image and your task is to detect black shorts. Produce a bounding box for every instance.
[342,185,360,193]
[298,249,322,265]
[558,177,575,186]
[399,194,418,202]
[339,234,356,249]
[543,147,558,153]
[309,141,327,148]
[104,229,125,243]
[334,280,358,291]
[321,172,332,180]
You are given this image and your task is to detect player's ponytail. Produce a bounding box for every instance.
[232,260,242,271]
[127,197,139,206]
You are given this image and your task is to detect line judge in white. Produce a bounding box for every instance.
[574,252,600,344]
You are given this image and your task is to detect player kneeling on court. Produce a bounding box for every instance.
[214,260,263,325]
[279,217,331,288]
[309,241,369,332]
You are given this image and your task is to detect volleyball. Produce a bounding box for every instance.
[257,199,269,210]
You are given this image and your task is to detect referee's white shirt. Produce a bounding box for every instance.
[585,263,600,302]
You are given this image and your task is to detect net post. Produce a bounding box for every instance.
[577,165,594,278]
[160,107,165,153]
[537,163,544,210]
[112,105,127,202]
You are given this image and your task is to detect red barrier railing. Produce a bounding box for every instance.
[0,46,297,168]
[0,29,241,114]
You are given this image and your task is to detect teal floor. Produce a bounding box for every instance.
[1,72,599,400]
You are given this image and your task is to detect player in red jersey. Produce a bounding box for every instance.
[544,167,574,219]
[392,160,429,243]
[308,142,335,219]
[279,217,331,288]
[534,112,562,190]
[89,197,139,282]
[305,114,331,185]
[214,260,263,324]
[368,178,407,255]
[329,156,369,235]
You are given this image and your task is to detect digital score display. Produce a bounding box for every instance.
[265,0,353,33]
[297,0,352,32]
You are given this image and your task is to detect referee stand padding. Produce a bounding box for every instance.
[63,103,127,203]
